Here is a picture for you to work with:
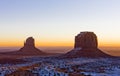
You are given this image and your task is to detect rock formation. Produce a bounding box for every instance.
[64,31,113,58]
[74,32,98,48]
[0,37,60,56]
[1,37,46,56]
[18,37,45,55]
[24,37,35,48]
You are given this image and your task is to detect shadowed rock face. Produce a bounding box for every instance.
[75,32,98,48]
[24,37,35,48]
[21,37,36,51]
[64,32,113,58]
[0,37,57,56]
[18,37,45,55]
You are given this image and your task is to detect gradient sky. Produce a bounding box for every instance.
[0,0,120,47]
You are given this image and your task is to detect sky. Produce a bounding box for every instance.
[0,0,120,47]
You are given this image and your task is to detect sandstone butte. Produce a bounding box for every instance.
[64,31,113,58]
[1,37,46,56]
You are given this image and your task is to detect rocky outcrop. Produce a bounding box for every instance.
[0,37,59,56]
[64,31,113,58]
[1,37,46,56]
[24,37,35,48]
[74,32,98,48]
[18,37,45,55]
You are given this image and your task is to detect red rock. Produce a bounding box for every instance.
[64,31,113,58]
[74,32,98,48]
[18,37,45,55]
[1,37,46,56]
[24,37,35,48]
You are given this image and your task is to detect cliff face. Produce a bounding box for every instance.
[64,32,113,58]
[24,37,35,48]
[18,37,45,55]
[20,37,36,52]
[74,32,98,49]
[0,37,55,56]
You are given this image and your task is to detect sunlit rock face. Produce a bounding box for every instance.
[74,32,98,49]
[63,31,113,58]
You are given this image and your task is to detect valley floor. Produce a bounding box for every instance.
[0,56,120,76]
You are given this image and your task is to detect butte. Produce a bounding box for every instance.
[63,31,113,58]
[1,37,46,56]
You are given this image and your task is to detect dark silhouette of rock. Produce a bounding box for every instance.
[0,37,59,57]
[1,37,46,56]
[24,37,35,48]
[18,37,45,55]
[64,31,113,58]
[74,32,98,48]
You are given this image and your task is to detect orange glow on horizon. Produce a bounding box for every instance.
[0,41,120,47]
[0,37,120,47]
[0,40,74,47]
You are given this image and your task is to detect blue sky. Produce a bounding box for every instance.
[0,0,120,47]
